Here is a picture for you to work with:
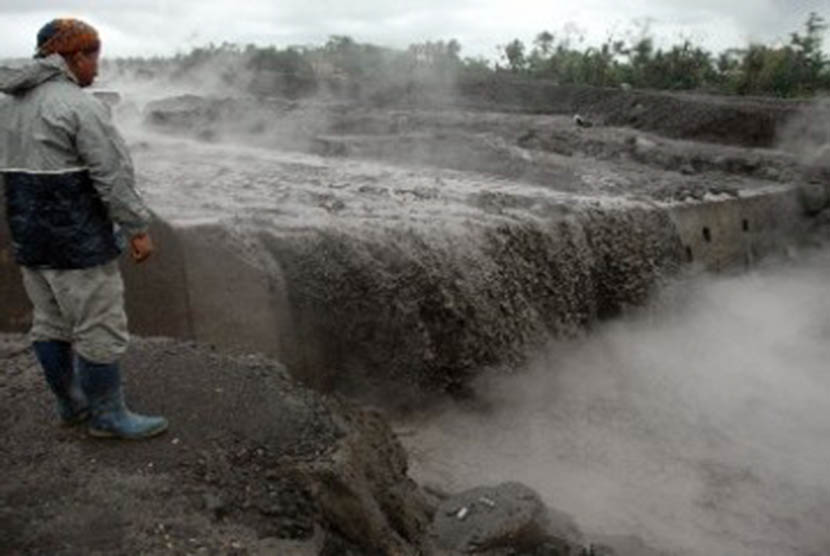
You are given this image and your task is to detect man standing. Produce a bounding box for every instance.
[0,19,168,439]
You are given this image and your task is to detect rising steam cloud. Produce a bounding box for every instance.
[404,249,830,556]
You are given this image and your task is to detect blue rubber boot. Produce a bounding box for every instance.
[32,341,90,425]
[77,357,168,440]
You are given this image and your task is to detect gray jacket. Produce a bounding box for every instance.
[0,55,151,269]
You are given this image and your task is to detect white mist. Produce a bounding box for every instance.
[403,248,830,556]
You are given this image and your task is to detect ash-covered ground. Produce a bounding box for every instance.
[132,99,803,224]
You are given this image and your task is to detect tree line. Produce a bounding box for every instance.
[499,13,829,97]
[105,12,829,99]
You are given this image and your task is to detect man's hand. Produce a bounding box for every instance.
[130,233,154,263]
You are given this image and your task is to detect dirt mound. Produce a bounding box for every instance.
[0,335,430,554]
[454,76,806,149]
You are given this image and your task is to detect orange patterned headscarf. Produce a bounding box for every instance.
[35,18,100,59]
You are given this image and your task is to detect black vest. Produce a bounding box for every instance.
[3,170,122,269]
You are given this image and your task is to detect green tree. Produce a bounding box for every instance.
[503,39,528,73]
[534,31,555,57]
[245,46,317,98]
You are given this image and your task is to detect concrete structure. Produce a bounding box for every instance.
[669,187,803,271]
[0,187,808,386]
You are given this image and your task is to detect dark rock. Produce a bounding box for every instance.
[573,114,594,128]
[798,182,829,215]
[429,482,581,553]
[203,493,227,519]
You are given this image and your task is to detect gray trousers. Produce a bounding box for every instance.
[21,259,129,364]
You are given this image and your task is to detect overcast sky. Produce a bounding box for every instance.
[1,0,829,60]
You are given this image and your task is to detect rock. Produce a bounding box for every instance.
[573,114,594,128]
[629,136,658,162]
[250,527,325,555]
[300,401,433,555]
[429,482,581,553]
[634,136,657,152]
[798,182,829,215]
[202,493,228,519]
[679,162,697,176]
[808,207,830,241]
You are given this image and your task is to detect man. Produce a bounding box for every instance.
[0,19,168,439]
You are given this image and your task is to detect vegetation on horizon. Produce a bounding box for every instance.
[105,12,830,99]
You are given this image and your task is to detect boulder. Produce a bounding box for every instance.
[429,482,581,554]
[797,182,829,215]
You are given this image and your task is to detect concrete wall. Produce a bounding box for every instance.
[0,213,291,360]
[122,222,292,358]
[669,188,804,271]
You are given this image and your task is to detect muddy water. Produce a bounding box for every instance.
[128,131,656,230]
[400,249,830,556]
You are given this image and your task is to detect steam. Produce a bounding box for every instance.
[96,52,514,191]
[777,98,830,169]
[402,249,830,556]
[96,51,455,159]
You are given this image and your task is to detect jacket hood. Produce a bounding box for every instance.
[0,55,76,96]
